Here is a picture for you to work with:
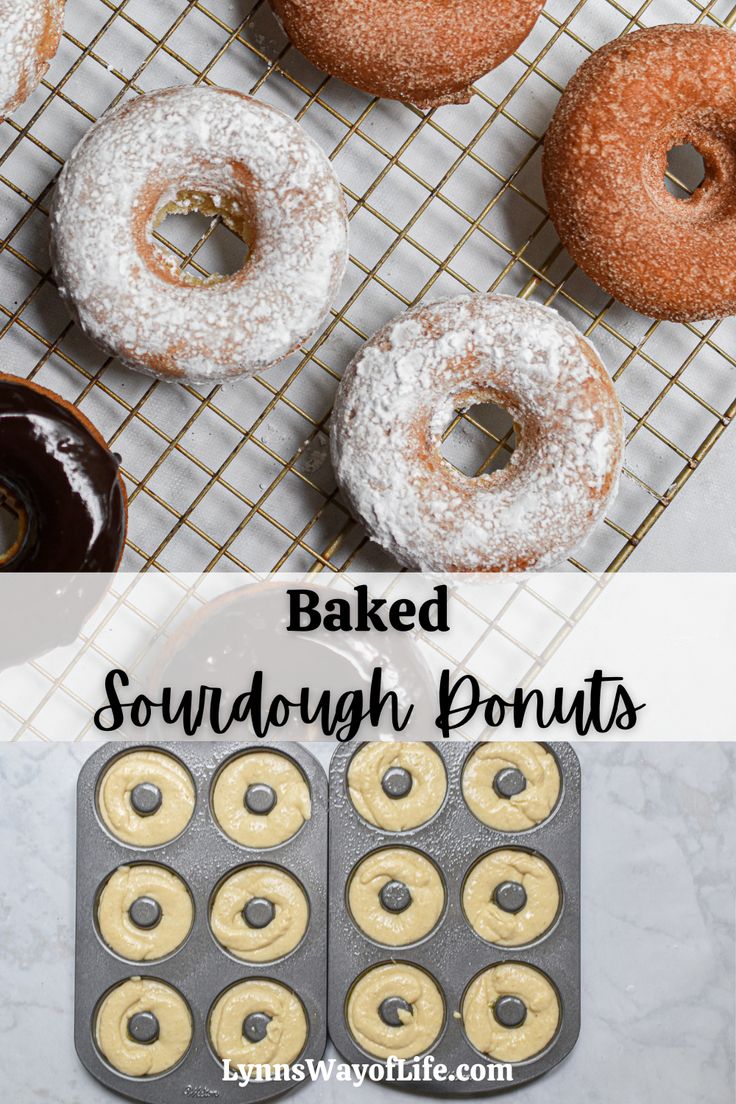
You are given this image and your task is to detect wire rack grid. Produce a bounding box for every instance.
[1,0,736,740]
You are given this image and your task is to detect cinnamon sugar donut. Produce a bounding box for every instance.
[50,86,348,383]
[543,24,736,322]
[0,1,65,120]
[330,295,624,572]
[271,0,544,110]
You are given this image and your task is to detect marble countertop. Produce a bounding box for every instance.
[0,742,733,1103]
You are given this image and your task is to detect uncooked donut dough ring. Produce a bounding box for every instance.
[209,979,308,1070]
[347,962,445,1060]
[348,848,445,946]
[462,962,560,1062]
[347,744,447,831]
[210,864,309,962]
[95,977,192,1076]
[97,750,195,847]
[97,864,194,961]
[212,751,311,848]
[462,849,560,946]
[462,743,561,831]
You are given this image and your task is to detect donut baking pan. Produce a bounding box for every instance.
[75,742,327,1103]
[328,742,580,1092]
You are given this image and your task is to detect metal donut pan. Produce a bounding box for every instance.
[75,741,328,1104]
[327,742,581,1094]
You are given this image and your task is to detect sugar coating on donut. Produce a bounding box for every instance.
[271,0,545,109]
[0,0,64,119]
[331,295,624,572]
[543,24,736,322]
[50,86,349,382]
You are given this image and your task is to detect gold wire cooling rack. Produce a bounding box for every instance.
[1,0,735,739]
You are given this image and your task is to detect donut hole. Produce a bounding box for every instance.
[440,401,516,477]
[665,143,706,200]
[0,484,26,565]
[152,189,251,283]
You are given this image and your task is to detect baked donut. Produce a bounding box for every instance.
[331,295,624,572]
[50,86,348,382]
[543,25,736,322]
[0,374,127,571]
[270,0,544,110]
[462,962,559,1062]
[0,1,65,120]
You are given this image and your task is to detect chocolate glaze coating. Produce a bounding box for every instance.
[0,375,127,571]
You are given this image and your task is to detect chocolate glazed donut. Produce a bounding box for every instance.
[0,375,127,571]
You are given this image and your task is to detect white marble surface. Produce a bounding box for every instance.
[0,742,733,1103]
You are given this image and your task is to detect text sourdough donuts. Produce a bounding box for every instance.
[331,295,624,572]
[50,86,348,382]
[543,25,736,322]
[270,0,545,110]
[0,1,65,120]
[0,374,127,572]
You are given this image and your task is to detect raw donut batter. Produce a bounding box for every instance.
[212,751,311,848]
[462,849,559,946]
[347,963,444,1059]
[462,962,560,1062]
[97,864,194,961]
[97,750,195,847]
[348,848,445,946]
[462,743,560,831]
[210,864,309,962]
[347,744,446,831]
[209,979,308,1070]
[95,977,192,1076]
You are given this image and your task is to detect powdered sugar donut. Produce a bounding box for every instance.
[331,295,624,572]
[0,0,65,120]
[50,86,349,383]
